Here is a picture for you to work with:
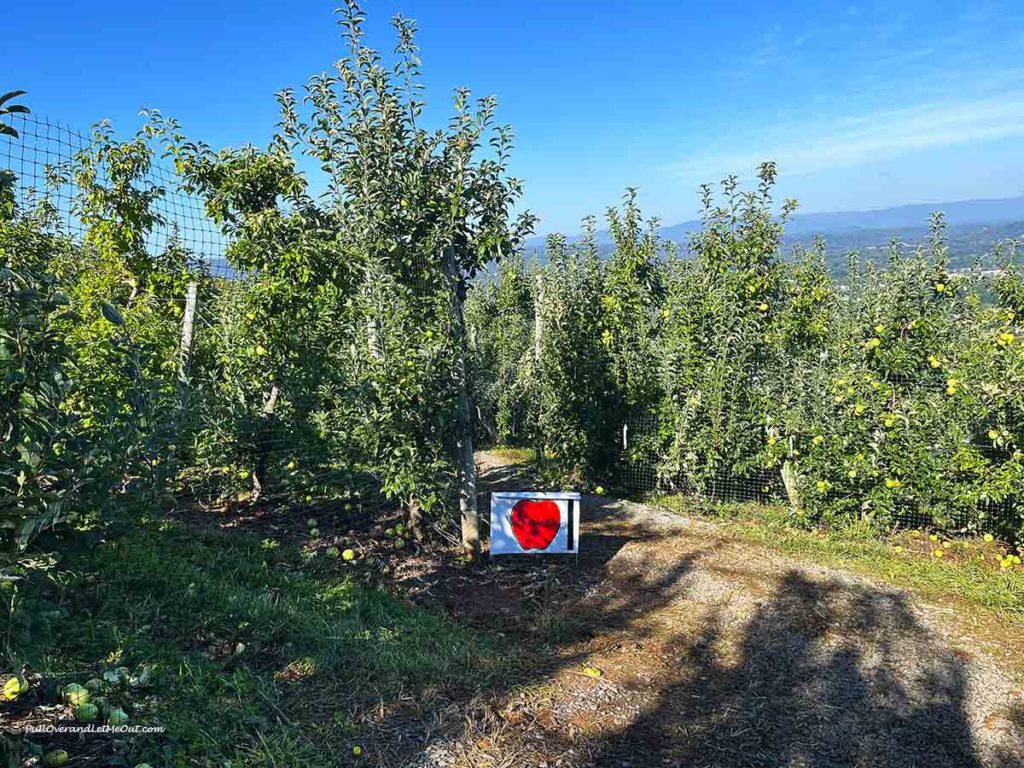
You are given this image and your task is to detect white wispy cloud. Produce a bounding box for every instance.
[670,93,1024,181]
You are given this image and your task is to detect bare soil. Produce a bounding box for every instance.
[373,452,1024,768]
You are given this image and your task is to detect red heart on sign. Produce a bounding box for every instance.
[510,499,561,550]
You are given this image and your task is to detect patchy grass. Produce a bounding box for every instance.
[8,474,1023,768]
[485,446,536,465]
[652,493,1024,625]
[9,521,504,767]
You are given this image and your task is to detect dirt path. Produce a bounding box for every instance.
[383,452,1024,768]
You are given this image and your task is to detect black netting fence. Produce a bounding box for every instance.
[606,354,1024,534]
[466,209,1024,540]
[5,111,1023,545]
[3,114,228,275]
[2,111,457,553]
[615,414,786,505]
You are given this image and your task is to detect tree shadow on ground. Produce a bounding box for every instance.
[475,456,539,494]
[559,570,1005,768]
[376,459,1019,768]
[366,462,708,765]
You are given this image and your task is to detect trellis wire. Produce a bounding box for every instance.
[613,373,1018,534]
[3,112,230,278]
[2,112,383,510]
[4,113,1020,534]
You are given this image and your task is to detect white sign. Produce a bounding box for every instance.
[489,491,581,555]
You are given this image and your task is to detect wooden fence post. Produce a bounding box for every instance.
[533,272,545,468]
[167,280,199,496]
[177,281,198,389]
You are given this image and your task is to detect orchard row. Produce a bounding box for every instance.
[466,168,1024,541]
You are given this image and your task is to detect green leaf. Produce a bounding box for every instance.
[100,302,126,326]
[0,91,27,107]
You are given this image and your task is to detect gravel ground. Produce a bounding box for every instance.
[385,453,1024,768]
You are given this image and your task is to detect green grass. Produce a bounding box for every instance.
[652,493,1024,625]
[14,488,1022,766]
[23,521,504,767]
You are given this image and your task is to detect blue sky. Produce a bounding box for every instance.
[7,0,1024,234]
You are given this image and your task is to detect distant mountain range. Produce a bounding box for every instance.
[525,195,1024,274]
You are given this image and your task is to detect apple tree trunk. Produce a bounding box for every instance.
[445,247,480,562]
